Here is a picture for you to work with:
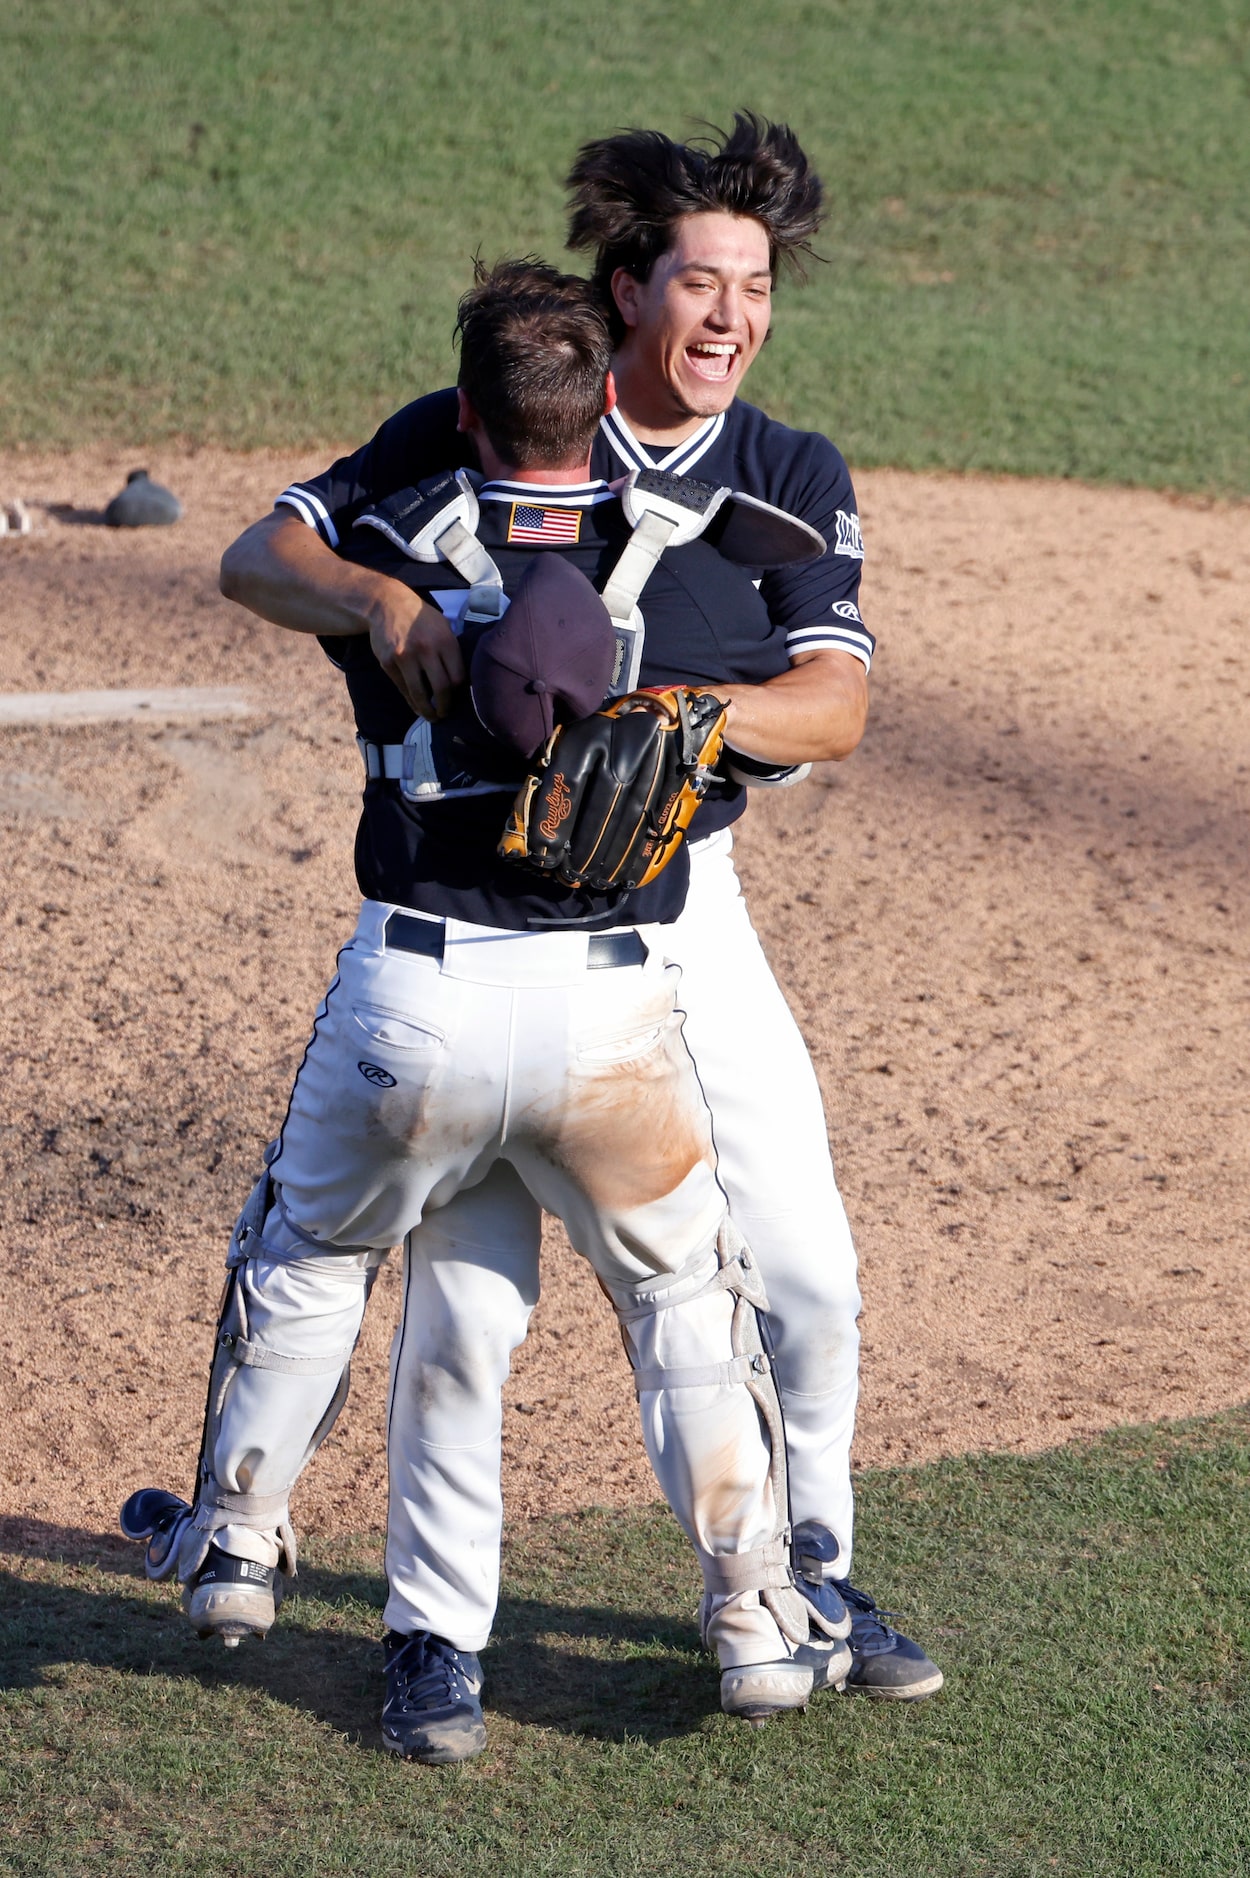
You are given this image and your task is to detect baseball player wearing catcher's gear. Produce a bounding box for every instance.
[215,116,942,1704]
[124,263,859,1763]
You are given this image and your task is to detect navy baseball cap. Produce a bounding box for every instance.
[470,554,616,757]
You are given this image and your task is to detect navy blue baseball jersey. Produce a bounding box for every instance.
[327,474,792,932]
[278,390,875,672]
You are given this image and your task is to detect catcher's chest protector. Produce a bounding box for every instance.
[353,465,825,710]
[348,468,824,821]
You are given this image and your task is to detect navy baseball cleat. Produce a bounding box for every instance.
[382,1630,487,1764]
[793,1631,853,1693]
[837,1580,944,1699]
[182,1544,283,1649]
[119,1488,192,1582]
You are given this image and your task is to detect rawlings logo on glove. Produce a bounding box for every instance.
[498,686,728,892]
[538,775,574,839]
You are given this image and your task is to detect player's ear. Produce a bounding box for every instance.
[610,269,642,332]
[456,387,478,434]
[602,370,617,417]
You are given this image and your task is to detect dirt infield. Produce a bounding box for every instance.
[1,446,1246,1559]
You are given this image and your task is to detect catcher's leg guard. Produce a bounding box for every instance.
[614,1218,812,1723]
[118,1487,281,1649]
[789,1521,853,1692]
[166,1165,382,1642]
[792,1520,852,1641]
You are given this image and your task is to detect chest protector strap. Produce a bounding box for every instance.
[600,468,827,694]
[598,472,733,689]
[353,475,514,802]
[354,470,505,606]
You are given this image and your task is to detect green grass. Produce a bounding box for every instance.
[4,1411,1250,1876]
[2,0,1248,490]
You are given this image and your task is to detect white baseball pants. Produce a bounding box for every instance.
[210,900,792,1665]
[668,830,862,1566]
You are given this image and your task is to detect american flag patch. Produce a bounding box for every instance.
[507,503,582,545]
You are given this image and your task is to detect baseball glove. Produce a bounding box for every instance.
[498,686,728,892]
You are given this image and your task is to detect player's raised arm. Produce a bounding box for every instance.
[220,387,473,717]
[711,646,869,765]
[220,509,465,719]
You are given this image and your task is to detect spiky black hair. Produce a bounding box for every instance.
[566,113,824,338]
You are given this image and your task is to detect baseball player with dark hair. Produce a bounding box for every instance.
[123,259,862,1763]
[212,115,943,1705]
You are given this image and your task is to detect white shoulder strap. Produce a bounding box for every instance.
[596,471,734,692]
[354,470,503,592]
[600,471,731,623]
[600,465,827,625]
[597,468,825,695]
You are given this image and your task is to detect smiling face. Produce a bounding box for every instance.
[610,212,773,439]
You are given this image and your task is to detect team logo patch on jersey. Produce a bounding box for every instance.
[834,510,865,560]
[358,1061,397,1088]
[507,503,582,545]
[832,600,864,623]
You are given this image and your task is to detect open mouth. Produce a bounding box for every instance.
[685,341,740,383]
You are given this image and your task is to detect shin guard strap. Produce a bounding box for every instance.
[631,1352,770,1396]
[699,1537,793,1598]
[180,1480,298,1581]
[220,1332,350,1376]
[198,1482,293,1522]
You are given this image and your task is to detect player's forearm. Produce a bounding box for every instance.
[221,510,465,718]
[713,649,869,764]
[220,511,412,639]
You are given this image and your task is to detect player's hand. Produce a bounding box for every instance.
[369,592,466,720]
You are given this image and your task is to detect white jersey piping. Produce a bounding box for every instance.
[599,408,726,478]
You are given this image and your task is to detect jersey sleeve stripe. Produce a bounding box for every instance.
[786,623,875,671]
[274,490,319,533]
[786,622,875,656]
[275,484,340,549]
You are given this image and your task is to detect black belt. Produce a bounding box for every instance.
[384,912,648,970]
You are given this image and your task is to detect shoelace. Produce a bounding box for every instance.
[840,1583,905,1652]
[388,1635,476,1712]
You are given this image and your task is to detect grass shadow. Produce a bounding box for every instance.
[0,1549,715,1750]
[6,1422,1250,1875]
[487,1591,714,1741]
[0,1516,162,1572]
